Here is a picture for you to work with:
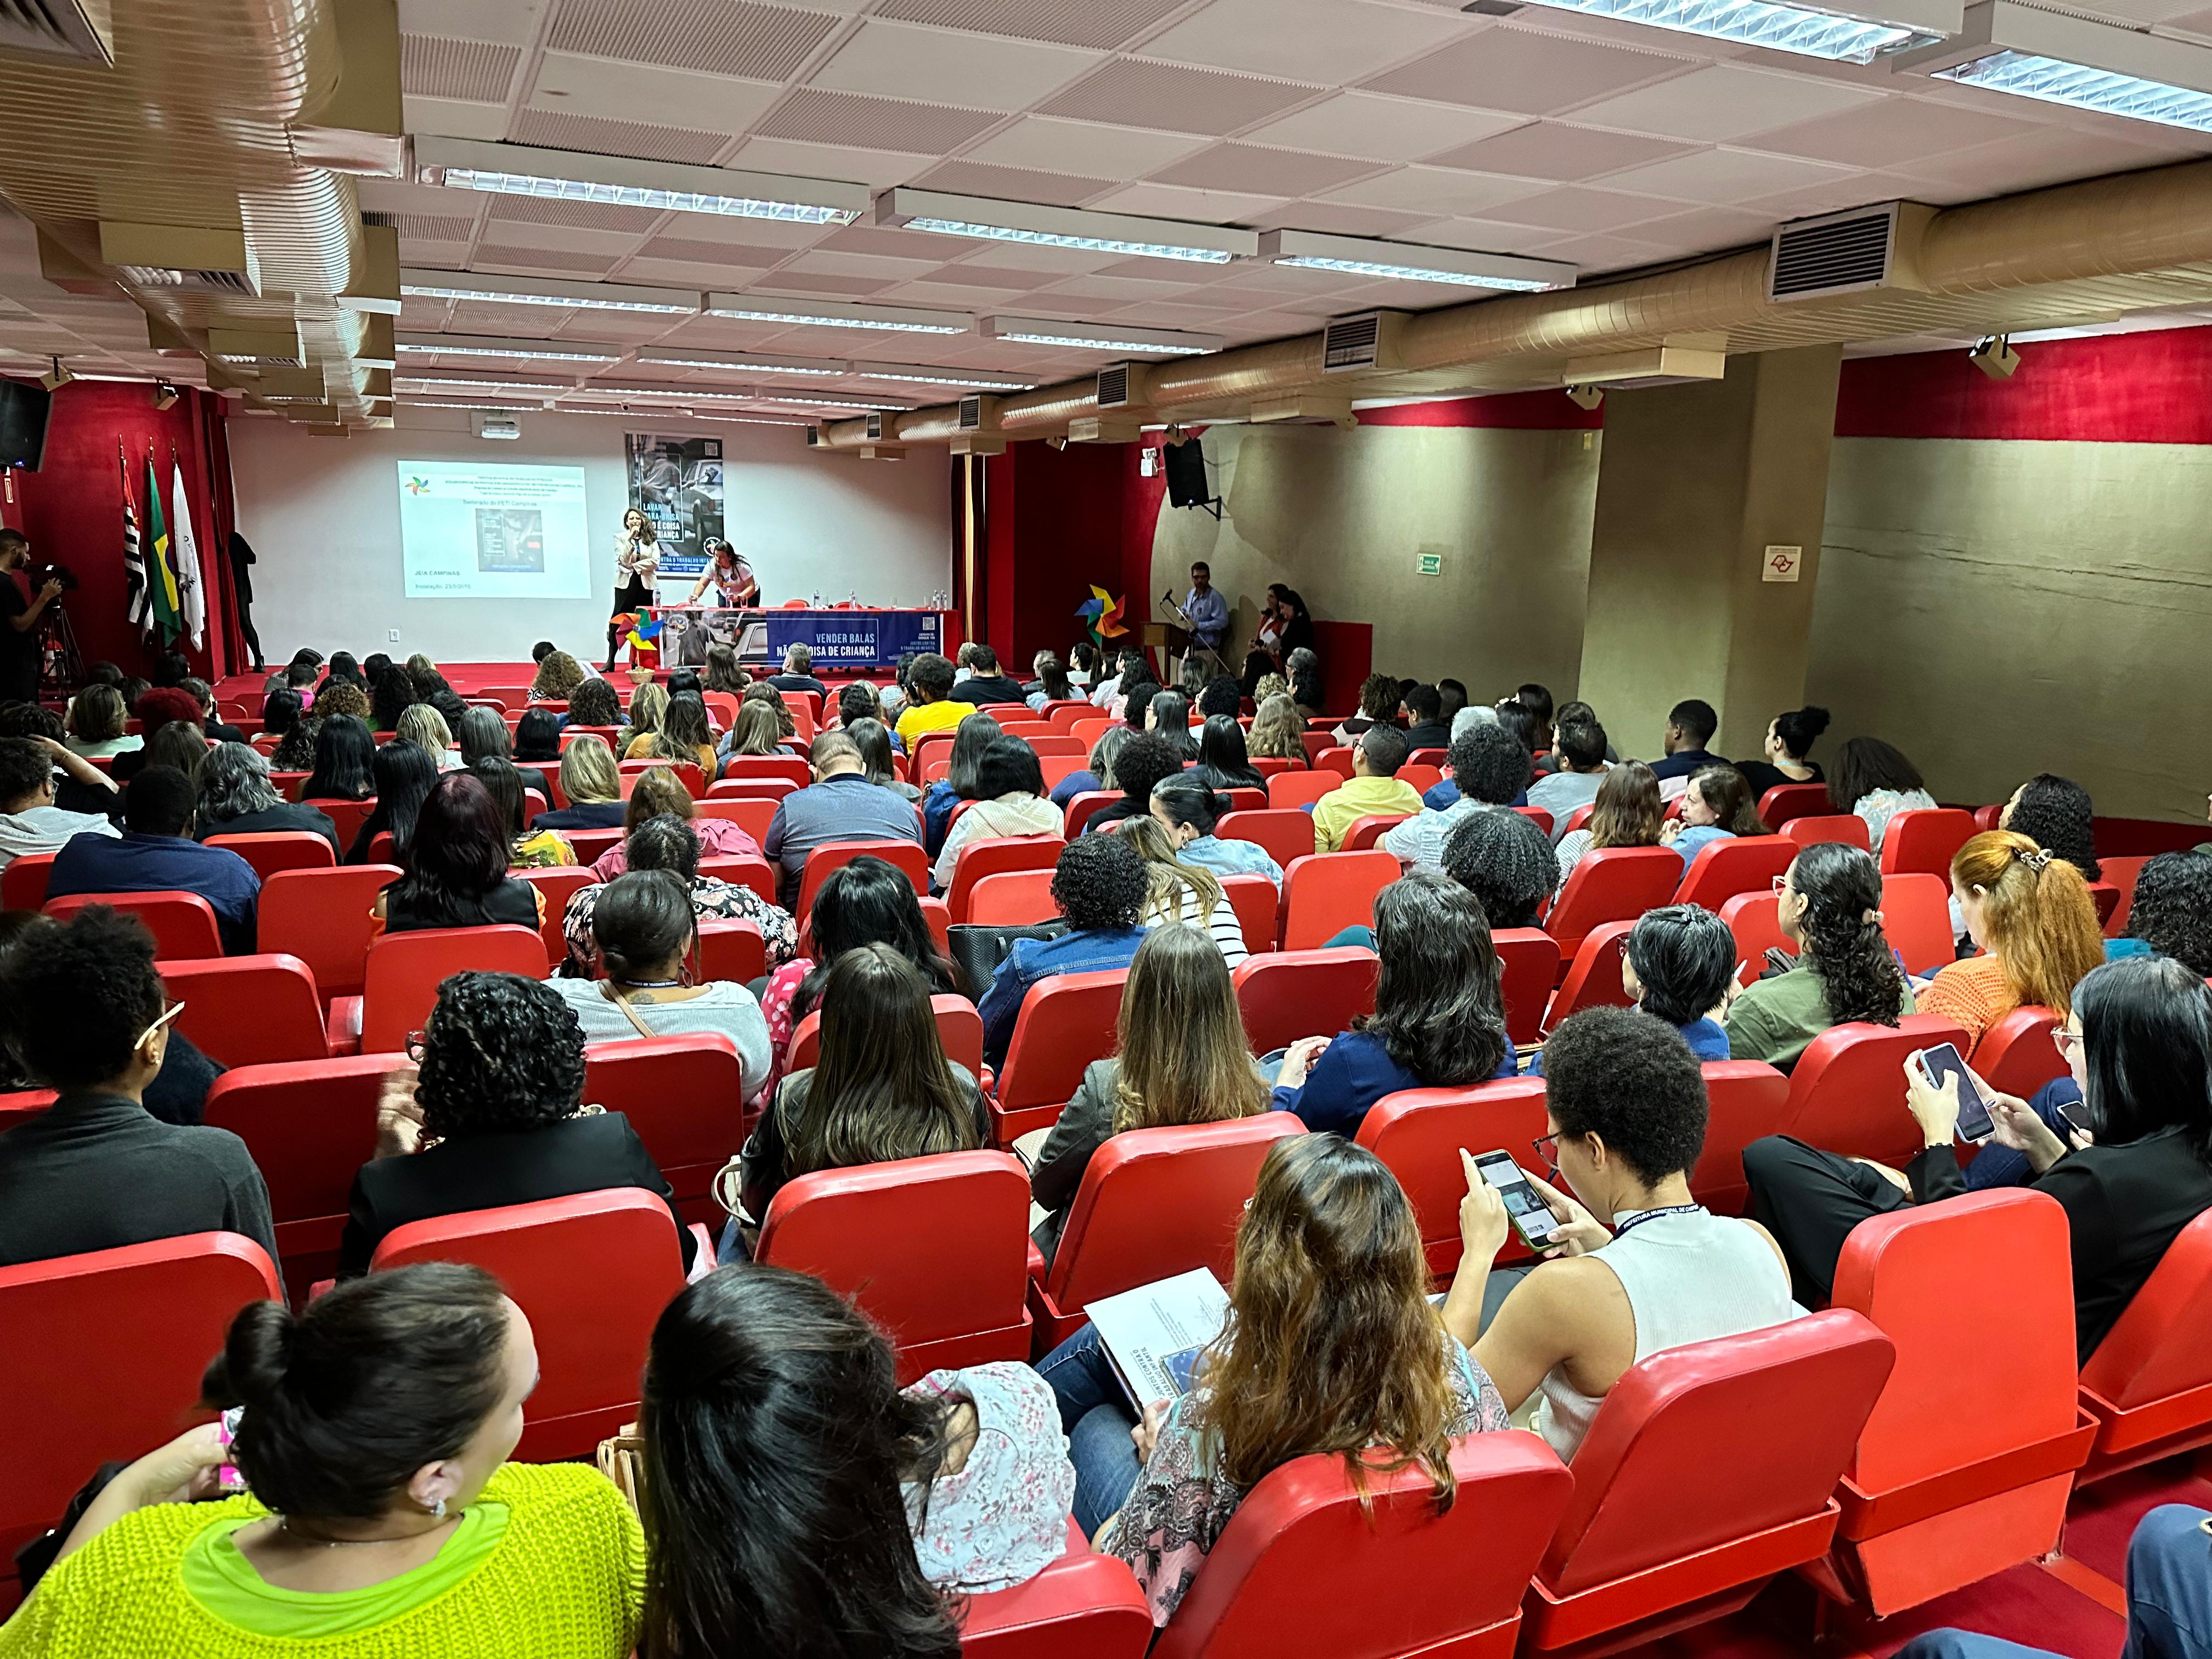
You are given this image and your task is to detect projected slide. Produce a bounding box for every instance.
[396,461,591,599]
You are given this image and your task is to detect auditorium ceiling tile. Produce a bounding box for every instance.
[1600,147,1863,206]
[1361,25,1692,115]
[1142,0,1475,83]
[1423,121,1695,182]
[397,0,551,48]
[472,219,645,257]
[1039,59,1319,136]
[1032,273,1201,301]
[780,247,949,279]
[809,21,1104,110]
[1623,204,1782,256]
[527,54,781,134]
[1084,182,1290,221]
[1237,92,1523,163]
[872,0,1187,50]
[1567,63,1887,142]
[945,242,1124,274]
[401,94,509,142]
[907,160,1119,207]
[1315,164,1548,216]
[1392,216,1573,256]
[963,118,1209,178]
[723,138,921,187]
[1147,143,1381,196]
[401,33,523,103]
[1236,201,1442,236]
[1747,97,2041,170]
[1480,185,1676,233]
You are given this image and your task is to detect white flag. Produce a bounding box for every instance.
[170,458,206,650]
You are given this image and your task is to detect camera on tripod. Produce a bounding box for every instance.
[27,562,77,594]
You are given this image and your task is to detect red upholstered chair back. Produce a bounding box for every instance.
[257,864,403,1001]
[1150,1431,1575,1659]
[1232,946,1376,1056]
[1544,921,1636,1034]
[1675,836,1794,913]
[696,796,776,845]
[1280,850,1397,950]
[1313,746,1355,780]
[1,1234,281,1573]
[618,760,706,800]
[1495,928,1562,1046]
[1976,1006,2066,1099]
[583,1034,749,1229]
[696,919,767,986]
[1217,808,1316,874]
[359,924,546,1053]
[697,854,775,904]
[0,849,54,911]
[994,969,1128,1144]
[788,994,984,1079]
[706,778,796,806]
[1217,786,1267,815]
[308,798,379,850]
[369,1188,683,1460]
[1514,804,1554,838]
[1062,791,1121,837]
[958,1547,1149,1659]
[2098,854,2149,935]
[205,831,336,881]
[511,865,597,970]
[157,953,330,1068]
[2080,1209,2212,1455]
[947,834,1065,924]
[2087,881,2121,928]
[797,838,929,918]
[1880,809,1979,879]
[1786,814,1871,853]
[1357,1079,1550,1280]
[1343,812,1409,851]
[1758,783,1836,828]
[1546,848,1681,963]
[1783,1015,1974,1165]
[967,868,1058,927]
[1690,1062,1791,1216]
[1221,873,1278,956]
[1880,873,1957,977]
[725,754,810,788]
[1047,1116,1305,1313]
[1719,890,1793,985]
[757,1151,1033,1384]
[45,890,223,960]
[1267,770,1338,811]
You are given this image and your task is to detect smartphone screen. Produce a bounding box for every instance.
[2056,1103,2090,1141]
[1918,1043,1994,1142]
[1474,1151,1556,1251]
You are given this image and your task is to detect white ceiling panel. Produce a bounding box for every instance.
[1238,92,1523,162]
[1085,182,1290,219]
[1565,64,1887,142]
[402,94,510,141]
[723,137,922,186]
[397,0,552,46]
[528,54,782,133]
[1317,164,1548,216]
[962,116,1207,177]
[1141,0,1473,83]
[1600,147,1863,205]
[810,21,1105,109]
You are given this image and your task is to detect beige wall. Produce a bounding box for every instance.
[1147,420,1599,693]
[1809,436,2212,822]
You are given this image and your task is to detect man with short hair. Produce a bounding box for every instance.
[1383,724,1527,869]
[1197,675,1243,723]
[1647,697,1722,787]
[0,733,119,869]
[47,766,262,953]
[1528,718,1612,839]
[0,528,61,706]
[766,644,828,698]
[1177,561,1228,680]
[180,676,247,745]
[955,644,1030,706]
[1313,726,1425,855]
[761,731,923,907]
[892,652,977,749]
[1401,685,1452,754]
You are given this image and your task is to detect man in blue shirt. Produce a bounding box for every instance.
[1646,697,1723,785]
[48,766,261,953]
[979,833,1149,1068]
[761,731,922,908]
[1177,561,1229,680]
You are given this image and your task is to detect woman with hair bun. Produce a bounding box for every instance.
[2,1262,645,1655]
[1735,704,1831,800]
[1726,842,1914,1070]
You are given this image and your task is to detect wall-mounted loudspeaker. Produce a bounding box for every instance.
[1163,435,1211,510]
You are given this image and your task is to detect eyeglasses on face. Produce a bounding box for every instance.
[1531,1131,1561,1170]
[2052,1027,2084,1056]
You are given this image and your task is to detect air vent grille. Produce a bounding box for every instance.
[1323,312,1380,371]
[1097,362,1131,408]
[116,264,261,297]
[805,425,822,447]
[865,411,884,442]
[1770,204,1900,301]
[0,0,113,63]
[957,395,981,431]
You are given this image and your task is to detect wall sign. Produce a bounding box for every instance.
[1762,544,1803,583]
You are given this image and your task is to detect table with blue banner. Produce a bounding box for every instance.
[648,606,950,672]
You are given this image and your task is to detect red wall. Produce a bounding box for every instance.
[1835,324,2212,444]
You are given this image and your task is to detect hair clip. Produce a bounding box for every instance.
[2018,847,2053,872]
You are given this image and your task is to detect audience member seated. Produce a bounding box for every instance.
[371,773,544,936]
[1276,873,1515,1137]
[1111,661,1160,727]
[1143,691,1196,760]
[64,683,138,758]
[528,649,586,704]
[512,707,562,769]
[1556,759,1664,879]
[1051,724,1126,811]
[144,717,213,792]
[369,664,419,735]
[637,1265,1070,1651]
[760,643,828,698]
[1195,675,1242,725]
[931,736,1059,892]
[108,687,203,788]
[1381,723,1526,869]
[591,766,758,879]
[302,712,376,803]
[1312,727,1423,855]
[1026,651,1075,712]
[1040,1135,1509,1624]
[2000,772,2101,881]
[978,834,1149,1068]
[1065,641,1098,692]
[565,815,797,975]
[843,715,919,805]
[1645,697,1722,786]
[1661,764,1768,869]
[719,696,795,766]
[1450,1007,1799,1459]
[1246,691,1307,765]
[267,714,321,774]
[894,653,976,749]
[736,944,991,1248]
[619,682,669,758]
[1332,673,1400,748]
[1152,772,1283,889]
[1286,646,1325,718]
[562,676,625,735]
[533,736,627,833]
[1509,685,1555,768]
[1190,713,1263,793]
[1829,735,1937,853]
[830,680,883,737]
[1747,956,2212,1353]
[3,1264,645,1652]
[1029,923,1269,1261]
[1441,806,1558,932]
[0,733,117,868]
[1398,684,1453,754]
[179,676,246,746]
[0,906,276,1272]
[1726,842,1915,1069]
[635,692,720,778]
[340,970,692,1277]
[473,755,575,869]
[1086,647,1143,711]
[1116,815,1247,965]
[2109,851,2212,975]
[1526,715,1611,829]
[313,680,372,726]
[259,685,302,743]
[763,732,923,911]
[921,713,1004,856]
[343,738,437,867]
[1084,731,1184,834]
[952,642,1028,706]
[49,768,261,954]
[1,701,126,819]
[1918,830,2104,1056]
[1734,704,1831,800]
[195,741,338,852]
[394,705,459,773]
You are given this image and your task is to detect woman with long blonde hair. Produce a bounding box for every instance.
[395,703,458,771]
[1040,1135,1510,1629]
[535,733,626,830]
[1028,923,1268,1260]
[622,681,670,759]
[1114,812,1246,965]
[1554,759,1663,883]
[1246,692,1306,764]
[1921,828,2106,1054]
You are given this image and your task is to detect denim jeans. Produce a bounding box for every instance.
[1035,1324,1143,1537]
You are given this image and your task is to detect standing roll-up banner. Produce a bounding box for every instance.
[624,432,724,584]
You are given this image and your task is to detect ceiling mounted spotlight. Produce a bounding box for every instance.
[1968,335,2022,379]
[1565,384,1605,410]
[40,357,72,391]
[153,380,179,410]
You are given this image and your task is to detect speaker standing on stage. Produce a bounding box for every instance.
[607,508,659,670]
[0,529,63,705]
[684,538,758,607]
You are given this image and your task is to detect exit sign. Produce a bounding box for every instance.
[1417,552,1444,577]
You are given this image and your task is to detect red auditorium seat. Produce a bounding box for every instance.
[204,830,336,881]
[990,969,1126,1146]
[270,770,311,802]
[967,868,1058,927]
[0,849,54,911]
[757,1152,1033,1384]
[557,724,623,752]
[1313,746,1356,780]
[909,730,957,780]
[724,755,811,789]
[795,838,928,918]
[1974,1005,2066,1099]
[618,760,706,800]
[1781,1015,1974,1165]
[1400,764,1443,798]
[1520,1311,1896,1656]
[1720,890,1793,985]
[947,835,1065,924]
[367,1189,683,1460]
[204,1054,402,1295]
[1217,808,1316,874]
[695,795,776,846]
[1266,770,1338,811]
[158,953,344,1066]
[479,685,530,712]
[44,890,223,960]
[1037,754,1088,793]
[1545,848,1681,969]
[1544,921,1636,1034]
[1217,786,1267,815]
[1880,809,1978,880]
[308,797,379,851]
[1068,718,1113,749]
[1806,1189,2092,1618]
[1062,791,1121,837]
[1232,947,1376,1055]
[1561,804,1594,838]
[358,923,546,1052]
[1758,783,1836,828]
[1881,873,1957,977]
[1784,814,1871,853]
[1690,1062,1791,1216]
[1150,1432,1574,1659]
[1674,835,1793,912]
[2098,854,2149,935]
[584,1034,750,1229]
[1343,812,1409,851]
[1279,850,1396,950]
[788,995,984,1080]
[1357,1078,1550,1280]
[1248,757,1297,779]
[566,827,623,866]
[1030,1115,1304,1353]
[1494,928,1562,1046]
[1041,702,1093,732]
[697,854,776,904]
[2076,1208,2212,1483]
[258,864,402,1002]
[707,778,797,807]
[1514,805,1555,839]
[0,1089,55,1132]
[2087,881,2120,928]
[1221,873,1278,957]
[960,1545,1149,1659]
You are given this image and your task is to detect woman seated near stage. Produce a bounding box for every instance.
[718,698,791,767]
[920,713,1003,857]
[371,773,546,936]
[512,707,562,769]
[561,813,797,975]
[1192,715,1265,793]
[532,735,627,832]
[560,676,625,733]
[1051,724,1126,812]
[589,765,758,878]
[343,739,437,865]
[620,681,669,758]
[631,691,720,778]
[528,650,587,705]
[848,716,921,803]
[1246,692,1307,766]
[472,755,576,868]
[396,703,461,772]
[932,736,1061,894]
[1026,653,1074,712]
[703,642,748,695]
[301,713,376,803]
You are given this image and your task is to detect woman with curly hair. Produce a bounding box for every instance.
[1726,842,1914,1070]
[1245,691,1306,765]
[369,664,418,733]
[312,678,371,726]
[528,650,587,705]
[1999,772,2100,881]
[1039,1133,1509,1627]
[336,969,691,1276]
[562,675,625,733]
[268,714,321,774]
[2117,851,2212,977]
[1440,805,1558,932]
[1333,672,1401,748]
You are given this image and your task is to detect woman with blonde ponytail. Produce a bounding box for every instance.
[1921,830,2106,1055]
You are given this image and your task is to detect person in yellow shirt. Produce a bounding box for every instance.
[1312,727,1426,854]
[892,652,977,750]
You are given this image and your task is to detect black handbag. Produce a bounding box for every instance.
[947,920,1066,1001]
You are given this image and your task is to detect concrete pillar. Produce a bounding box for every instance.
[1575,345,1842,762]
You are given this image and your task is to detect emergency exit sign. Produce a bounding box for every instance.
[1417,552,1444,577]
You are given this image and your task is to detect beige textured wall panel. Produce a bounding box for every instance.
[1145,422,1599,693]
[1810,437,2212,823]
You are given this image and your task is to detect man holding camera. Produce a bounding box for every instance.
[0,529,63,704]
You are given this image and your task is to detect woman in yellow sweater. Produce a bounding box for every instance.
[0,1264,644,1657]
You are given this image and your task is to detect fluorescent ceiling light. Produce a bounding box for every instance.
[404,399,549,411]
[750,395,913,411]
[572,383,756,400]
[1939,52,2212,128]
[635,348,847,377]
[704,294,970,334]
[1504,0,1939,60]
[401,269,699,315]
[981,316,1221,357]
[693,414,815,426]
[397,375,572,393]
[415,138,867,226]
[873,189,1257,265]
[1910,2,2212,130]
[396,332,625,364]
[844,362,1035,390]
[1257,230,1575,292]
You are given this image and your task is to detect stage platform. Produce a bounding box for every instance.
[211,660,896,705]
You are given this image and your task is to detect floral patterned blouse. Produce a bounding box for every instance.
[1099,1333,1510,1628]
[562,876,797,974]
[755,956,814,1107]
[904,1362,1077,1594]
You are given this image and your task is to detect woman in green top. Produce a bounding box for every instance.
[1726,842,1915,1070]
[2,1264,644,1658]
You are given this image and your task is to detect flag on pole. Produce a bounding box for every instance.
[121,447,149,634]
[170,450,206,650]
[145,453,182,646]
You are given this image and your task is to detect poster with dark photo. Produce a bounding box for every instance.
[624,432,724,579]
